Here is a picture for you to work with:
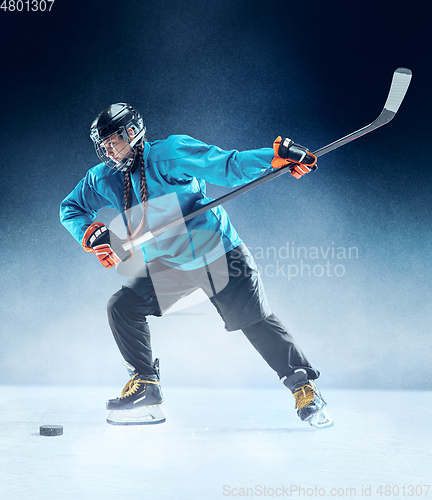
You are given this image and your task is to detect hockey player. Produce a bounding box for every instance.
[59,103,333,429]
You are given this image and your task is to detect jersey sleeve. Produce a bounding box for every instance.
[163,136,274,187]
[59,171,119,246]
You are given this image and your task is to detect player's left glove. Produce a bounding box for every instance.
[82,222,132,268]
[271,136,317,179]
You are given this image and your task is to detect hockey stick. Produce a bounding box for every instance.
[122,67,412,252]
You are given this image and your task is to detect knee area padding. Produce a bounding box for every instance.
[107,287,142,317]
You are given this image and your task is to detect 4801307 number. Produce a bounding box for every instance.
[1,0,55,11]
[377,485,431,496]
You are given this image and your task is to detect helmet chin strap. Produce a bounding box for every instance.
[129,127,146,148]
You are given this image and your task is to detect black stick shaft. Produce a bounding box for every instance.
[123,68,411,252]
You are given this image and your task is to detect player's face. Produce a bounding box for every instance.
[102,132,133,163]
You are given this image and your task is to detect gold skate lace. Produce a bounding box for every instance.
[120,374,160,399]
[293,382,324,410]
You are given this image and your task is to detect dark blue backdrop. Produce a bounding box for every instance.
[0,0,430,388]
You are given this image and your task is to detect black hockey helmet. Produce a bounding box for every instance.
[90,103,146,172]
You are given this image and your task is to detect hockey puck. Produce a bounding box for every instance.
[39,425,63,436]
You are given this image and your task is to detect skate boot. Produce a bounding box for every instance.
[282,369,334,430]
[106,359,166,425]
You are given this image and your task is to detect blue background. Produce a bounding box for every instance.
[0,0,430,389]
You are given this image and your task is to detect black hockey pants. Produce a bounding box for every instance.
[107,243,319,382]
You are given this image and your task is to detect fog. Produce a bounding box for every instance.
[0,0,430,391]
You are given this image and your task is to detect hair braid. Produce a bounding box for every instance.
[123,170,133,237]
[138,146,149,207]
[123,144,148,240]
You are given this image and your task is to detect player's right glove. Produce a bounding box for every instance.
[271,136,318,179]
[82,222,132,268]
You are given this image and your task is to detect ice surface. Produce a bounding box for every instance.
[1,387,431,499]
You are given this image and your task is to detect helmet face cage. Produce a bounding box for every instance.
[90,104,146,172]
[94,124,135,172]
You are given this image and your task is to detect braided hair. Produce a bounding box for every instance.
[123,143,149,239]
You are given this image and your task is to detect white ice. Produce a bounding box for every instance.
[1,387,431,500]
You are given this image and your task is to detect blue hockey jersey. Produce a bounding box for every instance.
[60,135,274,270]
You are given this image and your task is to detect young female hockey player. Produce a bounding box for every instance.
[60,103,333,429]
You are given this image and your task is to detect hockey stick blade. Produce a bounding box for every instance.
[313,67,412,158]
[122,68,412,252]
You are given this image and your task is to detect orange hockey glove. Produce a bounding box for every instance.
[271,137,317,179]
[82,222,132,269]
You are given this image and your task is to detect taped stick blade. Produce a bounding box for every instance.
[383,67,412,114]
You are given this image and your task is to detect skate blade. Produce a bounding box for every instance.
[306,408,334,430]
[106,405,166,426]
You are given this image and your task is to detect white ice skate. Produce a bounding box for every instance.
[293,380,334,430]
[106,404,166,426]
[106,361,166,425]
[303,406,334,430]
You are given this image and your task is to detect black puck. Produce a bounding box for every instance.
[39,425,63,436]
